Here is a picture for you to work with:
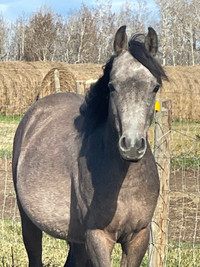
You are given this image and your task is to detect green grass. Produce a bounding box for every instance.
[0,116,20,158]
[0,219,69,267]
[1,220,200,266]
[0,220,130,266]
[172,119,200,125]
[149,119,200,170]
[0,149,13,158]
[171,156,200,170]
[170,120,200,159]
[167,242,200,267]
[0,115,22,123]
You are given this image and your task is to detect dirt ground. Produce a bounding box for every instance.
[0,157,199,243]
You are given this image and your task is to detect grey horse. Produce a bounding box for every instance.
[12,25,168,267]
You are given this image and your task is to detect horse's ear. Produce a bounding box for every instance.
[145,27,158,56]
[114,25,128,55]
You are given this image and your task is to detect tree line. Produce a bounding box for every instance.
[0,0,199,65]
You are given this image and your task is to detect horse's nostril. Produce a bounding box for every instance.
[119,136,131,151]
[136,138,146,152]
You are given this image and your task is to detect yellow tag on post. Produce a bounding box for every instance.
[155,100,160,112]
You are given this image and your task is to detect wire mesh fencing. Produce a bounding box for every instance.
[0,92,200,266]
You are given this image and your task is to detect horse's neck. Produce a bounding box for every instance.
[102,120,131,175]
[83,120,128,173]
[103,119,119,154]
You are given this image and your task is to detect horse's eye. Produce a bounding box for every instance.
[153,84,160,93]
[108,83,115,92]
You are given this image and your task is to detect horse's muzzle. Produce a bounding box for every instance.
[118,135,147,161]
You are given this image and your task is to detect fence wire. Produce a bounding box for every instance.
[0,93,200,266]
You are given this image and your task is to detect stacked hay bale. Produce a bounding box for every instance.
[0,61,42,115]
[0,61,69,115]
[0,62,102,116]
[160,66,200,121]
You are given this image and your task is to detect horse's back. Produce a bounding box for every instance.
[13,92,83,239]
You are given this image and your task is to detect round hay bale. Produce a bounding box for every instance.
[0,61,47,115]
[158,66,200,120]
[67,63,103,80]
[0,61,71,115]
[39,67,76,98]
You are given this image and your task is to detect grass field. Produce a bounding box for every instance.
[0,115,21,158]
[0,220,127,267]
[1,220,200,266]
[1,219,70,267]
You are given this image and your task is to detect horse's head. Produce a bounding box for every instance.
[109,26,167,161]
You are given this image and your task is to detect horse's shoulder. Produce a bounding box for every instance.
[22,92,82,124]
[14,93,83,152]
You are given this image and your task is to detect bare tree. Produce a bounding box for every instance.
[0,15,9,61]
[1,0,200,65]
[93,0,116,63]
[9,15,27,60]
[61,4,98,63]
[24,6,61,61]
[156,0,200,65]
[117,0,151,35]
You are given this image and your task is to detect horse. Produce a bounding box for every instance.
[12,25,168,267]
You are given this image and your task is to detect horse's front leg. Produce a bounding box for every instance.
[121,224,150,267]
[64,242,93,267]
[85,229,115,267]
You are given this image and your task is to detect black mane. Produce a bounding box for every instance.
[128,33,168,85]
[77,55,116,136]
[77,35,168,136]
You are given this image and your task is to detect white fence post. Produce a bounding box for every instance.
[54,69,60,93]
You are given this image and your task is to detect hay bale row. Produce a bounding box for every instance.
[0,62,102,116]
[0,62,200,120]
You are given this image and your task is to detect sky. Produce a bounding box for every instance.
[0,0,157,22]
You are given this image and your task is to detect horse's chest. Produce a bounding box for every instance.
[106,181,159,238]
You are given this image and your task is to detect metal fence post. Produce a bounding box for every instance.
[148,99,172,267]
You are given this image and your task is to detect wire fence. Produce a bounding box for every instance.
[0,90,200,266]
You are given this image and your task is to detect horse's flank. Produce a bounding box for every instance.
[13,93,85,239]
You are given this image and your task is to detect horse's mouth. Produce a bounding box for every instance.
[118,135,147,161]
[119,148,146,162]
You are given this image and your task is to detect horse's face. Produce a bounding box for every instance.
[108,26,161,161]
[109,52,159,161]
